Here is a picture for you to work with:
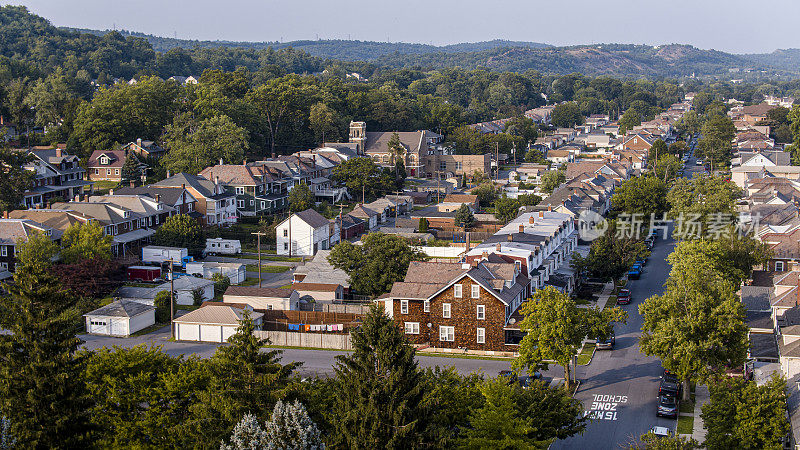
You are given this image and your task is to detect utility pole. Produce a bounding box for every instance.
[252,231,267,288]
[168,258,175,339]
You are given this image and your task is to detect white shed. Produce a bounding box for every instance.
[84,300,156,337]
[156,276,215,306]
[185,261,247,285]
[222,286,300,311]
[173,303,263,343]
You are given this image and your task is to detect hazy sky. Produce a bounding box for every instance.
[9,0,798,54]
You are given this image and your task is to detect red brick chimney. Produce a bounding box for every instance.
[529,216,535,224]
[495,243,501,252]
[55,148,62,158]
[519,224,524,233]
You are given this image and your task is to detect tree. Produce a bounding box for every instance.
[494,195,521,224]
[459,377,535,449]
[540,170,566,194]
[571,221,648,281]
[635,432,700,449]
[263,400,324,450]
[0,416,14,450]
[161,114,249,174]
[191,313,297,447]
[247,75,315,157]
[220,414,267,450]
[0,232,92,448]
[121,151,143,183]
[289,183,315,213]
[612,176,669,217]
[154,290,172,323]
[328,233,427,297]
[393,159,406,191]
[0,149,34,214]
[524,148,547,164]
[329,305,427,448]
[639,241,748,400]
[212,273,231,300]
[697,115,736,168]
[517,193,542,207]
[13,230,58,269]
[472,183,498,208]
[61,220,113,264]
[667,175,742,233]
[550,102,583,128]
[308,102,342,144]
[454,204,475,230]
[54,257,125,299]
[152,214,205,256]
[387,132,405,172]
[647,139,669,165]
[701,376,789,450]
[675,110,701,136]
[514,286,626,390]
[418,217,429,233]
[652,154,683,182]
[618,109,642,134]
[503,116,539,144]
[331,157,389,203]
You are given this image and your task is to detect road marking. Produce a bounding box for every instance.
[584,394,628,421]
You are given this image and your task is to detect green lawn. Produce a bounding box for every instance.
[240,255,301,262]
[680,399,695,414]
[677,414,694,434]
[576,343,596,365]
[240,278,261,286]
[245,264,290,273]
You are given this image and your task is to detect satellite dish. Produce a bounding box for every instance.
[509,318,517,325]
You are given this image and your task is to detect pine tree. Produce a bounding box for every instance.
[0,417,15,450]
[263,400,324,450]
[329,305,428,448]
[220,414,267,450]
[121,151,143,183]
[0,235,92,448]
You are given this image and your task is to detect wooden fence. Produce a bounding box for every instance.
[254,330,352,350]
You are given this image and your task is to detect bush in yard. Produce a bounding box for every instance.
[154,290,171,323]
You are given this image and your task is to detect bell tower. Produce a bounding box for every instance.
[349,121,367,154]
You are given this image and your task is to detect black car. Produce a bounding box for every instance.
[659,376,681,398]
[657,394,679,418]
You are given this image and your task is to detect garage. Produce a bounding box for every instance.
[173,303,263,343]
[84,300,156,337]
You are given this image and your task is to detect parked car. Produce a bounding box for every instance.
[628,265,642,279]
[499,370,542,388]
[596,332,616,350]
[636,257,647,266]
[696,159,704,166]
[657,394,679,418]
[659,375,681,398]
[617,289,631,305]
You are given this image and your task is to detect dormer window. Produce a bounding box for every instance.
[100,156,109,165]
[123,211,130,218]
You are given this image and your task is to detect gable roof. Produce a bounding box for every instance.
[85,299,155,318]
[363,130,442,155]
[224,286,295,298]
[87,150,126,168]
[292,209,330,229]
[173,304,264,325]
[151,173,233,200]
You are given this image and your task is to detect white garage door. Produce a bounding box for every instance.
[221,326,237,342]
[109,318,127,336]
[178,323,200,341]
[200,325,222,342]
[88,317,109,335]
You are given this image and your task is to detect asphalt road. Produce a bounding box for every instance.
[551,230,676,449]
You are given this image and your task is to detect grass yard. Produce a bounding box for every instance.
[240,278,261,286]
[130,323,167,337]
[679,399,695,414]
[240,254,302,262]
[245,264,290,273]
[676,414,694,435]
[576,343,596,365]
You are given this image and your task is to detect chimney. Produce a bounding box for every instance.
[482,250,489,260]
[0,115,3,125]
[130,180,135,188]
[539,211,544,218]
[2,211,7,219]
[495,243,502,252]
[155,194,161,204]
[166,169,171,178]
[548,205,552,212]
[465,231,470,251]
[507,234,513,242]
[519,224,524,233]
[55,148,62,158]
[74,195,80,202]
[137,138,142,147]
[529,216,535,224]
[109,189,114,196]
[219,158,224,166]
[472,258,480,267]
[243,158,247,165]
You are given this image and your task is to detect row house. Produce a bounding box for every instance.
[291,151,350,203]
[86,149,147,182]
[151,173,237,226]
[115,184,199,217]
[21,147,92,208]
[198,163,289,217]
[51,194,175,256]
[525,106,555,124]
[0,218,61,274]
[379,260,531,353]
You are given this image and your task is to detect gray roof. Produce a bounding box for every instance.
[151,173,233,200]
[115,286,158,300]
[293,249,350,287]
[173,304,263,325]
[157,276,214,291]
[294,209,330,229]
[746,310,773,330]
[741,285,772,311]
[85,300,155,318]
[750,333,779,359]
[115,186,194,207]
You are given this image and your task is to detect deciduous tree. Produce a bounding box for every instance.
[61,220,113,264]
[152,213,205,256]
[288,183,315,213]
[540,170,566,194]
[161,113,249,174]
[0,149,34,214]
[494,195,521,223]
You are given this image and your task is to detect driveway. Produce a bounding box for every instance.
[551,228,676,448]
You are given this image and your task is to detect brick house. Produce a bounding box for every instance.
[379,260,530,352]
[87,150,134,182]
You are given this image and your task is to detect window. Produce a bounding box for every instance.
[283,243,288,250]
[471,285,480,298]
[236,187,245,195]
[423,300,430,313]
[250,200,254,206]
[400,300,409,314]
[776,261,785,271]
[477,328,485,344]
[454,284,462,298]
[476,305,485,320]
[93,168,99,175]
[439,161,447,171]
[283,229,288,237]
[439,326,455,342]
[237,200,245,208]
[260,201,266,209]
[0,262,7,270]
[443,303,451,319]
[114,169,119,175]
[456,161,462,170]
[404,322,420,334]
[0,246,6,257]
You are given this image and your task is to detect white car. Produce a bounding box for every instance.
[650,426,671,437]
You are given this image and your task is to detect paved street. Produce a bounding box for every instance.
[551,231,675,449]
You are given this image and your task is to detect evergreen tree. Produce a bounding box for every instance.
[220,413,267,450]
[263,400,325,450]
[190,314,297,447]
[0,417,15,450]
[121,151,143,183]
[329,305,428,448]
[418,217,428,233]
[0,235,92,448]
[454,203,475,230]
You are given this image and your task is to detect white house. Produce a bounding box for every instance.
[223,286,300,311]
[276,209,332,256]
[173,303,263,343]
[157,276,215,306]
[184,261,247,285]
[84,300,156,336]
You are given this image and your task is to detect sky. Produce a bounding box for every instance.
[9,0,798,54]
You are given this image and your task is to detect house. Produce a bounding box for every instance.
[198,162,289,216]
[617,134,655,152]
[378,260,530,353]
[223,286,300,311]
[83,300,156,337]
[440,194,480,213]
[150,173,237,226]
[86,150,145,182]
[546,149,571,165]
[0,218,61,273]
[173,303,264,343]
[336,214,365,240]
[292,249,350,293]
[292,282,344,302]
[158,276,215,306]
[276,209,332,256]
[115,185,199,217]
[184,261,247,285]
[348,205,380,230]
[21,147,92,208]
[121,138,166,159]
[509,164,550,185]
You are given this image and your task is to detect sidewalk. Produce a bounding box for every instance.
[691,385,710,442]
